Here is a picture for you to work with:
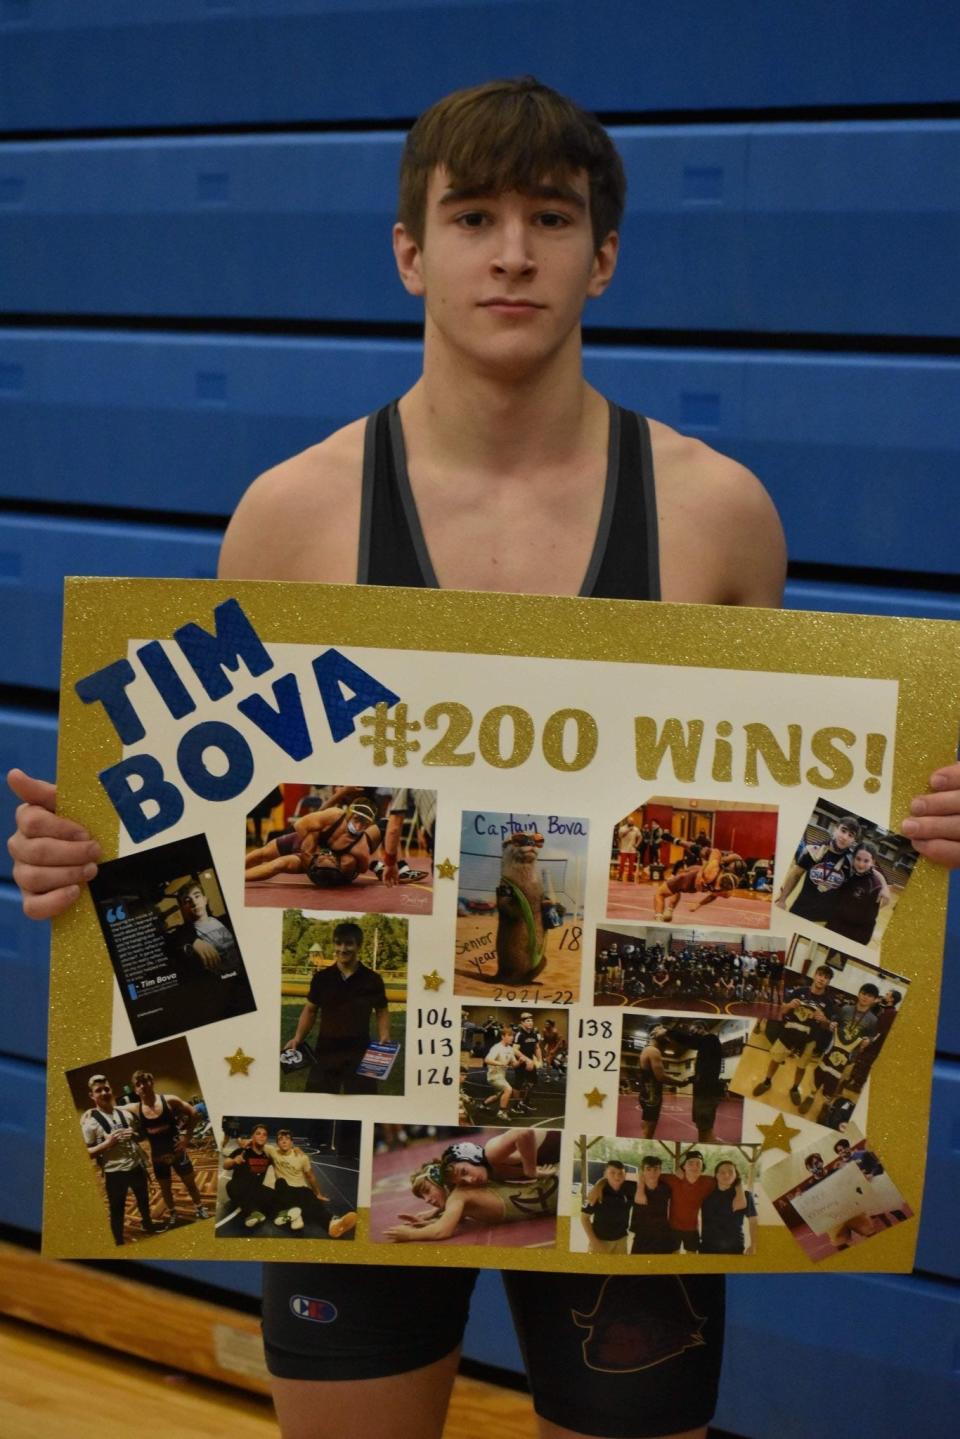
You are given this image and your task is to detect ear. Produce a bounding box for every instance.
[586,230,619,300]
[393,222,425,297]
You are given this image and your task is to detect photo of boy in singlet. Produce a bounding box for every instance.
[9,76,960,1439]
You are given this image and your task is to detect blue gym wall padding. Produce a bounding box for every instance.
[3,125,958,335]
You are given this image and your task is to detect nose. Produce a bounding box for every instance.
[491,217,536,279]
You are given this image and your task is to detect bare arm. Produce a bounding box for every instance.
[285,1001,318,1050]
[386,1192,466,1243]
[775,862,805,907]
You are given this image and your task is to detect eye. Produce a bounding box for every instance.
[456,211,490,228]
[536,211,573,228]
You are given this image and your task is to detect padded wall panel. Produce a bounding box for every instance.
[916,1061,960,1280]
[3,331,959,575]
[0,1055,44,1231]
[2,1,958,130]
[0,883,49,1060]
[0,708,58,883]
[718,1270,960,1439]
[0,514,220,692]
[3,123,959,336]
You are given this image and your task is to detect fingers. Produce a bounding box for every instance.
[6,768,58,812]
[9,829,100,868]
[14,860,99,902]
[12,800,93,845]
[19,885,83,922]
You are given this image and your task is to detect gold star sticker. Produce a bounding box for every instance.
[436,858,459,880]
[225,1047,254,1076]
[756,1112,801,1155]
[584,1087,606,1108]
[423,969,444,991]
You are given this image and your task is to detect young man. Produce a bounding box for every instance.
[8,76,960,1439]
[262,1129,358,1238]
[282,920,390,1094]
[629,1155,676,1255]
[481,1023,522,1116]
[581,1159,638,1255]
[130,1068,209,1226]
[222,1123,277,1228]
[80,1073,156,1245]
[752,963,837,1108]
[775,814,861,922]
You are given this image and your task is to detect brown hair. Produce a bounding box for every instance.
[397,77,626,251]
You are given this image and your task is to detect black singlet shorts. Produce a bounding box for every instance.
[262,1262,724,1438]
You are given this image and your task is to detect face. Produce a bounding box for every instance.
[682,1158,704,1182]
[251,1127,268,1147]
[715,1163,737,1190]
[394,166,617,379]
[419,1179,446,1209]
[811,971,830,992]
[521,1018,534,1031]
[853,848,874,873]
[334,935,360,965]
[450,1161,487,1187]
[833,823,858,850]
[277,1134,293,1152]
[180,886,208,920]
[856,990,876,1011]
[133,1074,154,1098]
[88,1078,114,1108]
[642,1165,662,1189]
[604,1166,625,1190]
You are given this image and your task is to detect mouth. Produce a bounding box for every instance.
[479,299,544,313]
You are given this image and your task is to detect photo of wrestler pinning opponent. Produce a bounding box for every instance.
[729,933,910,1128]
[594,922,790,1017]
[244,783,436,914]
[618,1017,749,1144]
[459,1005,568,1128]
[215,1116,360,1240]
[66,1037,217,1248]
[454,811,588,1000]
[776,796,920,951]
[370,1125,560,1247]
[606,798,777,931]
[762,1125,911,1263]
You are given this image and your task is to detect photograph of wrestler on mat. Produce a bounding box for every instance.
[215,1116,360,1240]
[66,1037,216,1248]
[594,923,788,1014]
[89,832,256,1044]
[776,797,920,950]
[762,1125,911,1262]
[729,934,909,1128]
[244,783,435,915]
[279,911,407,1096]
[618,1017,749,1144]
[607,798,777,931]
[454,811,588,1001]
[370,1125,560,1247]
[459,1005,569,1128]
[571,1137,762,1256]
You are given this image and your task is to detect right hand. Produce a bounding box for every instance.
[192,939,222,972]
[7,769,101,919]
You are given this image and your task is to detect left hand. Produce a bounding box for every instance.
[902,761,960,869]
[192,939,222,972]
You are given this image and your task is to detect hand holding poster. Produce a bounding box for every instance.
[45,579,959,1273]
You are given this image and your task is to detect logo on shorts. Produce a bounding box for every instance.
[572,1276,706,1372]
[290,1295,338,1324]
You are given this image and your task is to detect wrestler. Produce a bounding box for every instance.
[244,800,380,887]
[385,1156,559,1242]
[10,73,960,1439]
[654,851,744,922]
[131,1068,209,1225]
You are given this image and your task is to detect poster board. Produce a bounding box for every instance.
[44,579,959,1273]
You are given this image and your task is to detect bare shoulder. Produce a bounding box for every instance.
[649,418,786,607]
[218,417,366,582]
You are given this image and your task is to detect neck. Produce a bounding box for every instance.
[403,333,601,476]
[337,957,359,976]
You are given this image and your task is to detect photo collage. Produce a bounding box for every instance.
[68,782,919,1265]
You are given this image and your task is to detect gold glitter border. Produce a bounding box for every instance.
[44,580,960,1272]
